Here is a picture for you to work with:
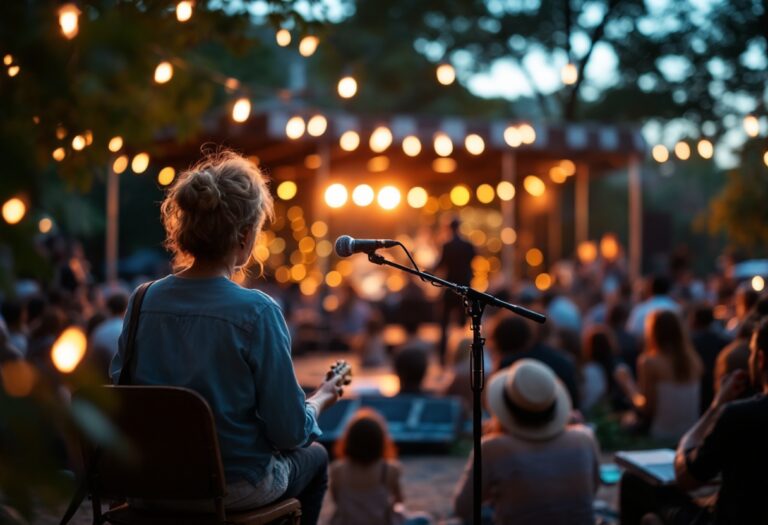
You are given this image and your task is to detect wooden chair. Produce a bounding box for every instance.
[63,385,301,525]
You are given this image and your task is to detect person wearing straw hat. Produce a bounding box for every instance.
[453,359,600,525]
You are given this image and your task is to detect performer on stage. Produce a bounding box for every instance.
[111,150,344,525]
[434,217,476,366]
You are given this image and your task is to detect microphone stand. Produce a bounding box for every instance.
[365,251,545,525]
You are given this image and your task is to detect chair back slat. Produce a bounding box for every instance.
[80,385,226,501]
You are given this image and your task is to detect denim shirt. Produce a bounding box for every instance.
[110,275,321,486]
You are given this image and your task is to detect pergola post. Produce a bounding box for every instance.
[628,155,643,281]
[549,186,562,264]
[575,162,589,247]
[501,151,516,281]
[105,165,119,285]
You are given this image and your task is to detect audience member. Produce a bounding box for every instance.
[394,345,428,395]
[713,314,757,391]
[87,290,129,377]
[352,312,387,368]
[491,315,580,408]
[580,326,631,413]
[627,275,680,338]
[454,359,600,524]
[330,409,431,525]
[607,302,639,375]
[688,303,729,411]
[724,283,758,337]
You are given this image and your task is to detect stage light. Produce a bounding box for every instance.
[476,184,495,204]
[377,186,401,210]
[434,133,453,157]
[450,185,470,207]
[504,126,522,147]
[496,181,515,201]
[232,98,251,123]
[131,153,150,174]
[697,139,714,159]
[744,115,760,137]
[58,3,81,39]
[339,130,360,151]
[352,184,375,206]
[307,115,327,137]
[157,167,175,186]
[52,148,66,162]
[276,29,291,47]
[38,217,53,234]
[51,327,87,373]
[154,61,173,84]
[436,64,456,85]
[286,116,306,139]
[337,76,357,98]
[299,36,319,57]
[526,248,543,267]
[176,1,193,22]
[407,187,428,208]
[652,145,669,163]
[324,183,348,208]
[370,126,393,152]
[71,135,86,151]
[402,136,422,157]
[561,63,578,85]
[113,155,128,174]
[2,198,26,225]
[465,134,485,155]
[674,141,691,160]
[523,175,546,197]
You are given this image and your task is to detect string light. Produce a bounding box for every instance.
[449,185,471,206]
[337,76,357,98]
[108,136,123,152]
[476,184,495,203]
[352,184,375,207]
[436,64,456,85]
[131,152,150,174]
[7,65,19,77]
[369,126,393,152]
[176,1,193,22]
[154,61,174,84]
[674,141,691,160]
[71,135,86,151]
[276,29,291,47]
[652,144,669,163]
[504,126,522,147]
[496,181,515,201]
[464,134,485,155]
[377,186,401,210]
[523,175,546,197]
[3,55,12,66]
[58,3,81,39]
[561,63,578,85]
[307,115,328,137]
[697,139,714,159]
[518,124,536,144]
[113,155,129,174]
[157,167,176,186]
[407,187,428,208]
[402,136,422,157]
[2,198,26,225]
[232,98,251,123]
[744,115,760,137]
[52,147,66,162]
[298,36,319,57]
[339,130,360,151]
[286,116,305,139]
[433,133,453,157]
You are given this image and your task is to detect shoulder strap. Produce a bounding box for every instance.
[118,281,153,385]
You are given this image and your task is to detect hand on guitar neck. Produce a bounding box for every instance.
[307,360,353,414]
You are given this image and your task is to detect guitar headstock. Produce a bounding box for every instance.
[327,359,353,385]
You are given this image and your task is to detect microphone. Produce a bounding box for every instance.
[335,235,398,257]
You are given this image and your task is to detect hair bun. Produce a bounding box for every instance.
[178,170,222,212]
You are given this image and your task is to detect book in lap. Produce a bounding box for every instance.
[615,449,676,486]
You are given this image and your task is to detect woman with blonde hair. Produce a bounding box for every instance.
[632,309,703,442]
[110,151,344,524]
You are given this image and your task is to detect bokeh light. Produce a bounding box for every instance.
[316,239,333,257]
[407,187,428,208]
[434,133,453,157]
[352,184,375,206]
[402,135,422,157]
[52,147,66,162]
[501,227,517,245]
[526,248,543,266]
[753,276,765,292]
[340,130,360,151]
[304,154,322,170]
[108,136,123,152]
[535,273,553,291]
[51,326,87,373]
[0,361,37,397]
[600,234,620,261]
[299,36,319,57]
[549,166,568,183]
[377,186,401,210]
[157,167,176,186]
[310,220,328,237]
[697,139,714,159]
[277,181,298,201]
[523,175,546,197]
[337,76,358,98]
[436,63,456,85]
[744,115,760,137]
[367,156,390,172]
[432,158,456,173]
[286,116,306,139]
[577,241,598,264]
[370,126,393,152]
[560,159,576,176]
[450,185,471,206]
[131,153,150,174]
[2,198,26,225]
[232,98,251,123]
[652,144,669,163]
[38,217,53,234]
[176,1,193,22]
[561,63,578,85]
[154,61,173,84]
[113,155,129,174]
[307,115,327,137]
[464,134,485,155]
[325,271,343,287]
[276,29,291,46]
[476,184,495,204]
[504,126,522,147]
[674,141,691,160]
[71,135,86,151]
[496,181,516,201]
[58,3,81,38]
[324,183,348,208]
[518,123,536,144]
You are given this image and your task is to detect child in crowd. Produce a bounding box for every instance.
[330,409,431,525]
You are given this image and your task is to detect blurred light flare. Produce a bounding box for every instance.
[496,181,515,201]
[561,63,578,85]
[432,158,456,173]
[232,98,251,123]
[377,186,401,210]
[38,217,53,233]
[523,175,546,197]
[131,153,150,174]
[58,3,81,39]
[450,185,471,206]
[370,127,393,152]
[744,115,760,137]
[367,156,390,173]
[535,273,553,291]
[674,141,691,160]
[325,183,348,208]
[157,167,176,186]
[176,1,193,22]
[276,29,291,46]
[339,130,360,151]
[753,276,765,292]
[154,61,174,84]
[697,139,714,159]
[2,198,26,225]
[113,155,129,174]
[337,76,358,98]
[526,248,543,267]
[577,241,598,264]
[299,36,319,57]
[402,136,422,157]
[476,184,495,203]
[407,187,428,208]
[436,64,456,85]
[7,65,19,77]
[71,135,86,151]
[307,115,327,137]
[51,327,87,373]
[518,124,536,144]
[504,126,522,147]
[352,184,375,206]
[464,134,485,155]
[286,116,306,139]
[652,144,669,163]
[434,133,453,157]
[52,147,66,162]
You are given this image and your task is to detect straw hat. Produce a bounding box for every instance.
[487,359,571,441]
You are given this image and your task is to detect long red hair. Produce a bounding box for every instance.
[645,309,702,382]
[334,408,398,465]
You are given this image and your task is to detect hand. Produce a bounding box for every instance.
[308,376,344,413]
[713,369,749,409]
